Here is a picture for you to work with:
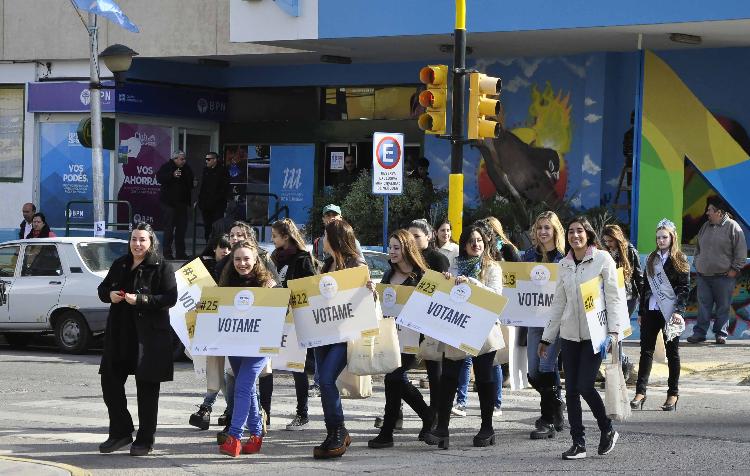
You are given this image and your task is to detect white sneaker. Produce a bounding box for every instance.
[285,414,309,431]
[493,406,502,417]
[451,404,467,417]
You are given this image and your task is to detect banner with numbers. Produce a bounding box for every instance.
[396,270,508,357]
[273,311,308,372]
[169,258,217,349]
[191,287,291,357]
[287,266,379,348]
[580,276,608,353]
[376,283,420,354]
[499,262,559,327]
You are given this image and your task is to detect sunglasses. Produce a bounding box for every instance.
[205,157,216,161]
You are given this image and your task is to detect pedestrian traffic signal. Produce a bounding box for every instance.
[418,65,448,135]
[467,72,502,140]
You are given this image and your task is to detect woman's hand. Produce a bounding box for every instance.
[537,342,548,359]
[454,275,469,286]
[109,291,124,304]
[366,280,375,292]
[124,293,137,305]
[671,313,683,325]
[442,272,453,280]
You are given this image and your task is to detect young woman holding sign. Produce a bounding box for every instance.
[369,229,434,449]
[270,218,318,431]
[539,216,621,460]
[632,219,689,412]
[522,211,566,439]
[314,219,370,459]
[424,224,503,449]
[217,241,277,457]
[97,223,177,456]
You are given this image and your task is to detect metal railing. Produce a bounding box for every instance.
[65,200,132,237]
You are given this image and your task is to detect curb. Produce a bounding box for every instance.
[0,456,90,476]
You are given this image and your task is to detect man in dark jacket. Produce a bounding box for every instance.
[19,202,35,239]
[156,150,194,260]
[197,152,230,242]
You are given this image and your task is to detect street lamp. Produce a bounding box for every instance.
[99,44,138,85]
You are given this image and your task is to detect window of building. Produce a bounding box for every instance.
[0,86,24,181]
[323,86,422,120]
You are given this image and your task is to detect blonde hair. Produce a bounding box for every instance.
[531,211,565,262]
[483,216,518,253]
[647,226,690,275]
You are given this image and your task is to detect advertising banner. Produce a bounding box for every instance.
[39,122,111,228]
[191,286,291,357]
[117,123,171,229]
[272,312,308,372]
[287,266,379,348]
[376,283,420,354]
[396,270,508,356]
[269,145,315,225]
[498,262,559,328]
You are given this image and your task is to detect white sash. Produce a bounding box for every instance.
[647,255,676,320]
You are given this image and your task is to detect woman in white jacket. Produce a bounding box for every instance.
[423,223,503,449]
[539,216,622,460]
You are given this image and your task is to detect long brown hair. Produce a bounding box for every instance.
[647,226,690,275]
[602,224,632,281]
[389,229,428,279]
[271,218,318,267]
[219,241,274,287]
[324,219,360,271]
[531,211,565,261]
[458,224,498,282]
[434,219,454,247]
[483,216,518,254]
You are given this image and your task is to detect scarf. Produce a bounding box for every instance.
[454,255,481,279]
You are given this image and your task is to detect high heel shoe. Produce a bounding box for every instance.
[630,395,647,410]
[661,396,679,412]
[423,429,449,449]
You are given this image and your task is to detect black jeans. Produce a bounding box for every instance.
[101,369,161,446]
[160,202,187,257]
[560,339,612,447]
[382,354,429,431]
[200,207,224,242]
[425,359,441,411]
[636,309,680,397]
[259,374,273,423]
[292,371,309,418]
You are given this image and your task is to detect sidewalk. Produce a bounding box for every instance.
[0,456,89,476]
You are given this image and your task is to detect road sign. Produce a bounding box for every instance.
[372,132,404,195]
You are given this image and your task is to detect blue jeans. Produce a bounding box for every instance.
[526,326,561,382]
[227,356,267,439]
[455,357,502,407]
[314,343,348,426]
[560,339,612,447]
[694,274,736,338]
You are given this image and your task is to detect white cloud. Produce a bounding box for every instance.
[582,154,602,175]
[606,177,621,187]
[584,97,597,107]
[584,113,602,123]
[504,76,531,93]
[559,57,586,79]
[473,58,500,73]
[519,58,543,78]
[570,195,582,208]
[581,178,592,187]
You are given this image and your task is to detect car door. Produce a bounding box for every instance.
[9,244,66,327]
[0,245,21,322]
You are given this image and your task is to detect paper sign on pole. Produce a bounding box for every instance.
[580,276,608,353]
[376,283,421,354]
[498,262,559,327]
[372,132,404,195]
[191,286,291,357]
[396,270,508,357]
[169,258,217,349]
[273,311,308,372]
[288,266,379,348]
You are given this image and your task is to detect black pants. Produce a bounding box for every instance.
[200,207,225,242]
[259,374,273,423]
[382,354,429,431]
[292,371,309,418]
[437,351,497,432]
[101,369,161,446]
[161,203,187,257]
[636,309,680,397]
[425,359,441,412]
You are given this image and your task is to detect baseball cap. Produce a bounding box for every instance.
[322,204,341,215]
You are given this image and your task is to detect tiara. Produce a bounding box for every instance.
[657,218,676,232]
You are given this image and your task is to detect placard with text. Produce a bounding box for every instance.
[498,262,559,327]
[272,311,308,372]
[376,283,420,354]
[169,258,216,350]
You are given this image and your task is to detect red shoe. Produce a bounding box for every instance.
[219,435,241,457]
[242,434,263,454]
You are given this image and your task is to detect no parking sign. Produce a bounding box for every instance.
[372,132,404,195]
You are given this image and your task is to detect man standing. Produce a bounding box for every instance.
[337,154,358,191]
[19,203,35,239]
[415,157,435,196]
[688,196,747,344]
[198,152,230,241]
[312,204,363,261]
[156,150,194,260]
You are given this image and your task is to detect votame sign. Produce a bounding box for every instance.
[498,262,559,327]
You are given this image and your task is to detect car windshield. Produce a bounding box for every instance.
[365,252,390,281]
[76,242,128,272]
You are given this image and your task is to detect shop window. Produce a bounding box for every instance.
[0,87,24,181]
[323,86,422,120]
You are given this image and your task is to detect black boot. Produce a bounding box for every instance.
[473,381,497,447]
[314,424,351,459]
[531,372,558,439]
[369,377,400,449]
[401,382,432,441]
[423,371,456,450]
[189,404,212,430]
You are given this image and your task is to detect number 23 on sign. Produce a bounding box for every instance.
[416,280,437,295]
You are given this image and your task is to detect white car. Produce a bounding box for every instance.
[0,237,128,353]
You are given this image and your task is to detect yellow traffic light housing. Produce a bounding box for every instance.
[468,72,502,140]
[418,65,448,135]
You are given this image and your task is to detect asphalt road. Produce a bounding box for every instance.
[0,341,749,475]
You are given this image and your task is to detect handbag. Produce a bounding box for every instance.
[494,325,512,365]
[346,317,402,376]
[653,329,668,364]
[417,335,443,361]
[605,348,631,422]
[336,370,373,399]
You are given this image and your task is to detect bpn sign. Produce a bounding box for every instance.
[372,132,404,195]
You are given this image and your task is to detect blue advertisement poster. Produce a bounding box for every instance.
[269,145,315,226]
[40,122,111,228]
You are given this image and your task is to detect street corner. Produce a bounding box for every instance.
[0,455,90,476]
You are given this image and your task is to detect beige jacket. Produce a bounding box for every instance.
[542,247,623,344]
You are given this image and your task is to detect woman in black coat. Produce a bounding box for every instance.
[97,223,177,456]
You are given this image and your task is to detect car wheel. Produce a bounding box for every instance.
[4,333,32,349]
[54,311,92,354]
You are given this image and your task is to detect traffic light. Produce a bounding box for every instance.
[468,72,502,140]
[418,65,448,135]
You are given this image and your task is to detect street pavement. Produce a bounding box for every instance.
[0,339,749,475]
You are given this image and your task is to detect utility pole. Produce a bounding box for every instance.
[88,13,106,236]
[448,0,466,238]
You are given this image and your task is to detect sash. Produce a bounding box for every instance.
[647,255,676,320]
